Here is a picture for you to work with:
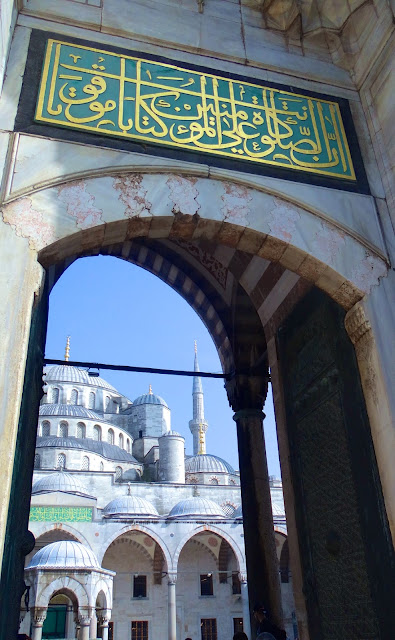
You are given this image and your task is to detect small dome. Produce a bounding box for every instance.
[233,505,243,520]
[39,404,103,420]
[27,541,99,569]
[185,454,235,475]
[103,496,159,518]
[32,472,91,497]
[168,497,225,519]
[132,391,168,408]
[159,430,183,438]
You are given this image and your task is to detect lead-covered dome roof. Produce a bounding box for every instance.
[185,454,235,475]
[39,404,103,420]
[32,471,91,497]
[36,437,139,463]
[132,390,168,408]
[168,497,225,519]
[103,496,159,518]
[45,365,116,391]
[27,541,99,569]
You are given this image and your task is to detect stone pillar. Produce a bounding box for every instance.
[90,610,97,638]
[78,609,93,640]
[98,612,111,640]
[167,572,177,640]
[31,608,47,640]
[226,373,283,634]
[239,572,251,639]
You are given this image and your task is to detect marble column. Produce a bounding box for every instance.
[168,573,177,640]
[31,608,47,640]
[98,612,110,640]
[78,609,93,640]
[239,573,251,639]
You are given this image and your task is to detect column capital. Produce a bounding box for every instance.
[238,571,248,583]
[167,571,177,585]
[78,606,94,625]
[233,408,265,422]
[345,301,372,345]
[225,372,269,413]
[32,607,47,626]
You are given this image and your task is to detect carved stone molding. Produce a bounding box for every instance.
[345,302,372,345]
[167,571,178,585]
[32,607,47,626]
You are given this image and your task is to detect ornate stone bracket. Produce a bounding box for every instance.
[345,301,372,345]
[31,607,47,627]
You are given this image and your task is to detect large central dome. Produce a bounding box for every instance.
[185,454,235,475]
[45,365,116,391]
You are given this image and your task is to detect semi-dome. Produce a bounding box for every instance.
[36,437,139,463]
[132,390,168,408]
[45,365,116,391]
[233,505,243,520]
[39,404,103,420]
[168,497,225,519]
[185,454,235,475]
[32,471,91,497]
[103,496,159,518]
[27,541,99,569]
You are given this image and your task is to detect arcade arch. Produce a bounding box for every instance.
[1,171,393,640]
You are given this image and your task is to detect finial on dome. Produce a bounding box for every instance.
[64,336,70,362]
[194,340,197,354]
[148,384,153,395]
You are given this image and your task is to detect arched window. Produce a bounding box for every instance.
[100,461,104,472]
[107,429,114,445]
[186,475,199,484]
[105,396,110,410]
[34,453,41,469]
[209,477,219,485]
[77,422,86,439]
[57,453,66,469]
[51,387,60,403]
[88,391,95,409]
[115,466,122,480]
[93,425,102,441]
[229,479,237,485]
[126,439,130,453]
[41,421,50,437]
[221,503,236,517]
[59,421,68,438]
[82,456,89,471]
[70,389,78,404]
[119,433,124,449]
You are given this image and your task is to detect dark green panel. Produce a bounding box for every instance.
[278,289,395,640]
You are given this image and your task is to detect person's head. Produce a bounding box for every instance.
[253,603,267,623]
[233,633,248,640]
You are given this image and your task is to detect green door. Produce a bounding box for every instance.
[42,605,67,639]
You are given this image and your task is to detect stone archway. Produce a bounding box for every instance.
[0,171,393,640]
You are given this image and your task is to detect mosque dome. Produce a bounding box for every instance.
[132,387,168,408]
[272,503,285,517]
[160,430,182,437]
[36,437,138,463]
[103,496,159,518]
[26,541,99,569]
[39,404,103,420]
[168,497,225,519]
[32,471,91,497]
[44,365,116,391]
[185,454,235,475]
[233,505,243,520]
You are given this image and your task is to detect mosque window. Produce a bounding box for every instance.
[209,477,219,485]
[41,421,50,437]
[133,575,147,598]
[138,430,143,439]
[221,503,236,517]
[131,621,148,640]
[77,422,86,439]
[233,619,243,634]
[34,453,41,469]
[100,461,104,471]
[70,389,78,404]
[187,475,199,484]
[57,453,66,469]
[93,425,102,441]
[119,434,124,449]
[200,574,214,596]
[105,396,110,410]
[126,439,130,453]
[115,466,122,480]
[107,429,114,445]
[229,479,237,485]
[82,456,90,471]
[88,392,95,409]
[201,618,217,640]
[52,387,60,403]
[232,573,241,595]
[59,422,68,438]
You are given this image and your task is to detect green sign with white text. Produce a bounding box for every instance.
[30,506,93,522]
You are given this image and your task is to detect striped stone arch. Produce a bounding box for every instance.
[35,575,90,608]
[30,523,91,548]
[97,523,172,571]
[172,524,246,574]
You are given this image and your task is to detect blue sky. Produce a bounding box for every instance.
[45,255,281,476]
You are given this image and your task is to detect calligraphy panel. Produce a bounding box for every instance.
[29,506,93,522]
[34,38,357,181]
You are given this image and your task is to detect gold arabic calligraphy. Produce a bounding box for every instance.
[35,39,355,180]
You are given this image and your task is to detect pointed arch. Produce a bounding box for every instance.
[97,524,172,571]
[173,524,246,574]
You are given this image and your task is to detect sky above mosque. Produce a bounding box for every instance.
[45,255,281,476]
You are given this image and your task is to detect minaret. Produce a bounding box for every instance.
[189,341,208,455]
